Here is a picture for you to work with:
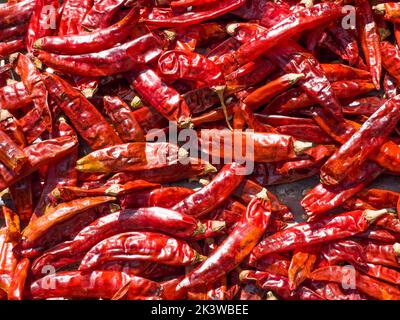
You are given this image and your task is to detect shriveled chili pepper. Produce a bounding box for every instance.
[250,209,387,263]
[43,72,122,150]
[356,0,381,90]
[143,0,246,27]
[80,231,204,271]
[36,7,140,54]
[0,81,32,111]
[31,207,214,275]
[0,0,35,28]
[342,97,385,116]
[30,271,162,300]
[35,34,163,77]
[172,163,245,218]
[0,129,27,172]
[103,96,145,142]
[240,270,324,300]
[58,0,92,35]
[0,229,18,293]
[128,69,192,128]
[310,266,400,300]
[9,178,33,224]
[7,258,30,300]
[380,41,400,85]
[177,189,271,291]
[81,0,126,31]
[0,23,28,42]
[383,73,399,99]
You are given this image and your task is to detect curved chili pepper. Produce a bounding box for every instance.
[310,266,400,300]
[177,189,271,291]
[30,207,213,275]
[79,231,204,271]
[36,7,140,54]
[0,229,18,293]
[342,97,385,116]
[172,163,245,218]
[240,270,324,300]
[76,142,186,173]
[35,34,163,77]
[326,24,359,66]
[131,106,168,133]
[30,271,162,300]
[380,41,400,85]
[143,0,246,27]
[0,23,28,42]
[128,69,192,128]
[7,258,30,300]
[21,196,116,246]
[250,209,388,263]
[0,129,27,172]
[81,0,126,31]
[321,95,400,185]
[158,50,224,86]
[103,96,145,142]
[43,72,121,150]
[0,82,32,111]
[0,0,35,28]
[58,0,92,35]
[356,0,381,90]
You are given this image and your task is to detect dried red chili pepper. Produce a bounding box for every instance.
[35,34,163,77]
[81,0,126,31]
[177,189,271,291]
[0,81,32,111]
[0,0,35,28]
[7,258,30,300]
[310,266,400,300]
[36,7,140,54]
[250,209,387,262]
[58,0,92,35]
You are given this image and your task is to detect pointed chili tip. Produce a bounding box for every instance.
[256,188,269,202]
[226,23,239,36]
[364,209,388,224]
[294,140,315,155]
[239,270,251,282]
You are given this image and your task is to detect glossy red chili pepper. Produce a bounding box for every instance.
[9,178,33,224]
[0,0,35,28]
[43,72,122,150]
[172,163,245,218]
[177,190,271,292]
[30,207,213,275]
[128,69,192,128]
[35,34,163,77]
[0,229,18,293]
[310,266,400,300]
[250,209,387,263]
[58,0,92,35]
[380,41,400,85]
[81,0,126,31]
[143,0,246,27]
[342,97,385,116]
[356,0,381,90]
[7,258,30,300]
[103,96,145,142]
[30,271,162,300]
[0,23,28,42]
[36,7,140,54]
[240,270,324,300]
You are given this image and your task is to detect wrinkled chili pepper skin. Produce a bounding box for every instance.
[143,0,246,27]
[357,0,382,90]
[35,34,163,77]
[80,232,202,271]
[0,136,77,192]
[250,209,386,263]
[321,95,400,185]
[128,69,192,128]
[0,82,32,111]
[30,271,162,300]
[310,266,400,300]
[43,73,122,150]
[0,229,18,293]
[7,258,30,300]
[58,0,92,35]
[172,163,245,218]
[30,208,209,276]
[76,142,185,173]
[102,96,145,143]
[0,0,35,28]
[241,270,324,300]
[0,129,27,172]
[81,0,126,31]
[381,41,400,85]
[177,191,271,291]
[36,7,139,55]
[158,50,224,86]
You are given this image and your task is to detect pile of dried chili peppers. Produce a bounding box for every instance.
[2,0,400,301]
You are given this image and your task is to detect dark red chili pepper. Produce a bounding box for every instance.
[250,209,387,263]
[7,258,30,300]
[0,23,28,42]
[380,41,400,86]
[36,7,140,54]
[81,0,126,31]
[58,0,92,35]
[0,0,35,28]
[35,34,163,77]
